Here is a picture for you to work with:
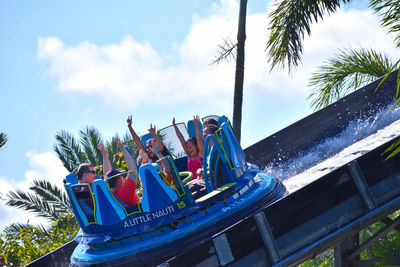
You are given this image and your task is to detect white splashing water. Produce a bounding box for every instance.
[264,103,400,194]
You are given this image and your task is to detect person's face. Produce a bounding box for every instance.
[117,176,124,187]
[146,139,155,156]
[187,141,198,157]
[82,166,96,184]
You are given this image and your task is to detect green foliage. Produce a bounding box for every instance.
[0,214,79,266]
[54,130,86,172]
[308,48,394,110]
[2,179,71,221]
[79,126,104,168]
[267,0,351,72]
[54,127,140,174]
[298,249,334,267]
[0,125,160,266]
[370,0,400,48]
[383,137,400,160]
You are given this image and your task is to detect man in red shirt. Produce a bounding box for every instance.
[98,138,140,206]
[105,168,139,206]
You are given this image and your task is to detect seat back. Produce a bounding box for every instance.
[202,122,247,192]
[187,120,203,139]
[66,173,78,185]
[140,163,178,212]
[158,156,195,204]
[92,179,128,225]
[65,182,97,228]
[218,122,247,174]
[202,135,232,192]
[140,133,154,148]
[218,115,229,126]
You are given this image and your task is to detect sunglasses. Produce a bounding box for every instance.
[85,170,96,174]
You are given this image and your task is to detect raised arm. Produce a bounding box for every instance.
[127,115,146,152]
[97,143,112,178]
[173,118,189,154]
[193,115,204,159]
[148,123,165,152]
[116,138,138,183]
[139,149,149,165]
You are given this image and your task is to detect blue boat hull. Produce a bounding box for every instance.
[71,171,287,266]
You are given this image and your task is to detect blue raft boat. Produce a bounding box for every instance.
[65,116,287,266]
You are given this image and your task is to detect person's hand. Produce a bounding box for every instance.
[148,123,156,137]
[127,115,132,127]
[172,118,177,127]
[193,115,201,127]
[115,138,124,151]
[97,143,108,155]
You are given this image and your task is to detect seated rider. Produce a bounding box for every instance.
[172,116,203,180]
[127,115,172,164]
[200,122,224,188]
[97,139,140,206]
[75,163,98,209]
[76,163,97,185]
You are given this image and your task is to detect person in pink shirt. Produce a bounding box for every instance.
[173,116,204,180]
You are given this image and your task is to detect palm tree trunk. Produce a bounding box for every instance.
[233,0,247,144]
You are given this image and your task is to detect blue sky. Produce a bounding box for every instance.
[0,0,399,229]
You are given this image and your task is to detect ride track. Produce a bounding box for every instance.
[27,70,400,266]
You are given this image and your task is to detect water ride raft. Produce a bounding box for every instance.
[65,116,287,266]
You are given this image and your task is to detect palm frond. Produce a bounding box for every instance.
[370,0,400,48]
[308,48,394,110]
[30,179,71,212]
[79,126,103,167]
[3,222,50,238]
[106,137,121,169]
[0,132,8,150]
[3,222,31,234]
[54,130,85,172]
[4,188,66,221]
[267,0,352,72]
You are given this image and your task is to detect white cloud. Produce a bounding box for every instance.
[0,151,68,230]
[25,150,69,189]
[37,0,400,108]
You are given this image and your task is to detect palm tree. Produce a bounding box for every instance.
[0,132,7,151]
[267,0,400,109]
[232,0,248,144]
[2,179,71,221]
[267,0,400,72]
[54,126,139,174]
[3,126,139,222]
[308,48,396,109]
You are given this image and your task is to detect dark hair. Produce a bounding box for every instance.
[204,124,218,135]
[107,176,120,188]
[106,169,125,189]
[203,118,218,127]
[76,163,92,180]
[187,137,197,146]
